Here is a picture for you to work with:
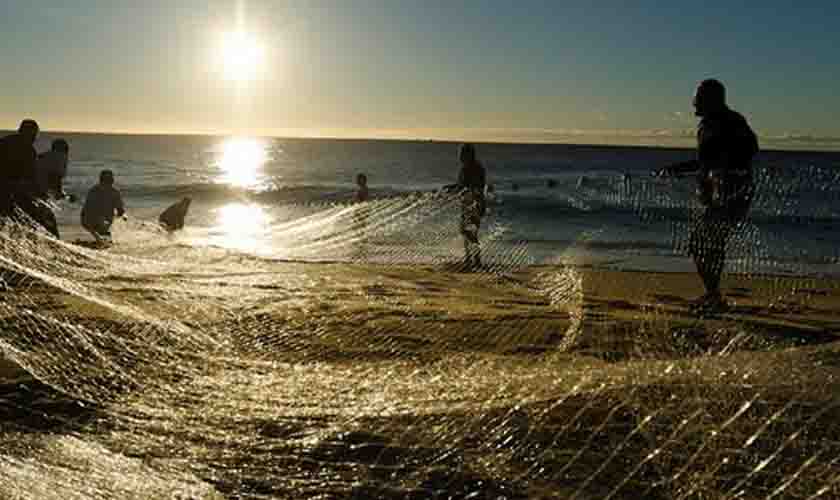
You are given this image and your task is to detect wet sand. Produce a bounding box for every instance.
[2,262,840,498]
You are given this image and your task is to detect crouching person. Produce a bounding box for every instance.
[81,170,125,244]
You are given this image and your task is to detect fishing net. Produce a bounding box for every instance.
[1,163,839,499]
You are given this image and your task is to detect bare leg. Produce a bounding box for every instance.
[690,215,728,298]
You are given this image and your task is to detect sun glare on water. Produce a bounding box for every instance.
[214,202,272,254]
[217,137,268,188]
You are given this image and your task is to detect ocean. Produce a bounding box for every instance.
[3,133,840,499]
[41,133,840,275]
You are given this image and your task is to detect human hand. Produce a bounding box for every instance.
[652,166,672,178]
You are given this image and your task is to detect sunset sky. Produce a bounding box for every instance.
[1,1,838,146]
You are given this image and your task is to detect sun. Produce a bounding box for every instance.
[220,30,265,82]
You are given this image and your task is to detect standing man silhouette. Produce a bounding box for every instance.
[656,79,759,311]
[456,144,486,270]
[0,119,39,219]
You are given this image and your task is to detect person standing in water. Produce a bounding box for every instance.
[81,169,126,244]
[35,139,73,201]
[655,79,759,311]
[0,120,63,238]
[24,138,74,238]
[455,143,486,270]
[352,174,370,260]
[355,173,369,203]
[0,120,39,220]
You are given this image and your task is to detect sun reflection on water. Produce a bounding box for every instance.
[217,137,268,188]
[213,202,272,253]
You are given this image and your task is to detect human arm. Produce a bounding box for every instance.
[54,158,68,200]
[653,160,700,178]
[114,190,126,218]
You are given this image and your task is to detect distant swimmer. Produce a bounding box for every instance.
[159,197,191,232]
[455,143,486,270]
[547,178,558,188]
[355,173,369,203]
[654,79,758,312]
[81,169,126,244]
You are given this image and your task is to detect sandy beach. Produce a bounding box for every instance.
[4,2,840,495]
[3,258,840,498]
[4,260,840,400]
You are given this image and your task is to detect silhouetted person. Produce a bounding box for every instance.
[159,197,191,232]
[655,79,759,311]
[351,174,372,260]
[355,173,369,203]
[456,143,486,270]
[81,170,125,244]
[20,138,75,239]
[0,120,62,238]
[0,120,39,219]
[36,139,73,201]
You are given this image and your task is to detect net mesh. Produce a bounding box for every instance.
[1,167,839,499]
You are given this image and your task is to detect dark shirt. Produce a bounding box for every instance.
[0,133,37,189]
[457,161,487,218]
[457,162,486,193]
[159,200,189,231]
[81,184,125,228]
[693,107,758,206]
[697,108,759,184]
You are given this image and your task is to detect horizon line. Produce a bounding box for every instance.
[4,126,840,153]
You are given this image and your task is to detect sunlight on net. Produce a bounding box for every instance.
[217,137,268,188]
[212,202,272,254]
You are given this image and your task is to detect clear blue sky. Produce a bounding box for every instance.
[1,1,838,146]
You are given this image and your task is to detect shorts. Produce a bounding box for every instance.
[689,193,752,257]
